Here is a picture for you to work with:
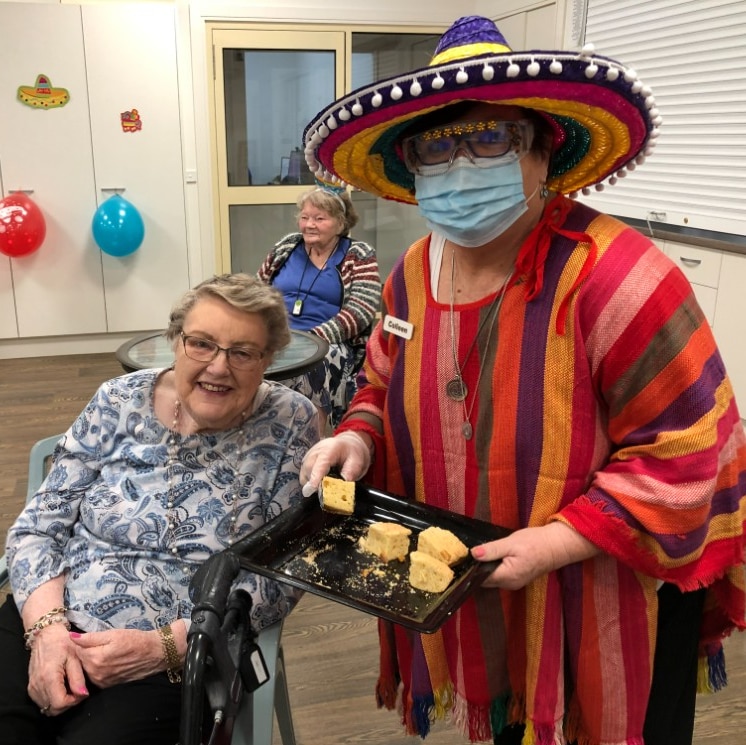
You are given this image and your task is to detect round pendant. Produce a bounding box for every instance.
[462,421,473,440]
[446,377,468,401]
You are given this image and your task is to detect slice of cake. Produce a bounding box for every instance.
[408,550,455,593]
[321,475,355,515]
[359,521,412,562]
[417,526,469,567]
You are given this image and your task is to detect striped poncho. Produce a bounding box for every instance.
[337,196,746,745]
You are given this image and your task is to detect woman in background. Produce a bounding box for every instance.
[258,186,381,429]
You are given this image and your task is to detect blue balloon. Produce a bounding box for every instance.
[92,194,145,256]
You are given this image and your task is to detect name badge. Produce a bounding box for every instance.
[383,314,413,340]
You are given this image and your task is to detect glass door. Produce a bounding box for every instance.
[208,25,441,279]
[210,27,345,273]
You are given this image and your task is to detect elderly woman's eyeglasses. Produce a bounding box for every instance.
[402,119,533,175]
[180,333,266,370]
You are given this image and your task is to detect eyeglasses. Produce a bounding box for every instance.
[180,333,266,370]
[402,119,533,175]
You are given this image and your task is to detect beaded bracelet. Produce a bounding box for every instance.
[23,606,70,650]
[158,624,182,683]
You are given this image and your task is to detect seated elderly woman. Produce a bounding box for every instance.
[258,186,381,429]
[0,274,318,745]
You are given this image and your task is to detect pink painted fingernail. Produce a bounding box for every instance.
[471,546,485,559]
[69,632,82,639]
[79,687,89,695]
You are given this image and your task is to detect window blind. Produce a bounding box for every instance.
[575,0,746,237]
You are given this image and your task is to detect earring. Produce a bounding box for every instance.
[539,183,550,199]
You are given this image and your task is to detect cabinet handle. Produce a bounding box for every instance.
[679,257,702,267]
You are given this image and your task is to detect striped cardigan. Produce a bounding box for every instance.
[257,232,381,358]
[339,196,746,745]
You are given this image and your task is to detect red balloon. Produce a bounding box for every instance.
[0,193,47,258]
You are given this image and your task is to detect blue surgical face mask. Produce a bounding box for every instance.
[414,157,529,248]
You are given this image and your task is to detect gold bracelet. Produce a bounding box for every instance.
[23,607,70,650]
[158,624,182,683]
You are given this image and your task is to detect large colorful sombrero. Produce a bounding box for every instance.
[303,16,660,204]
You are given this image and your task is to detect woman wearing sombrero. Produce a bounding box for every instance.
[301,16,746,745]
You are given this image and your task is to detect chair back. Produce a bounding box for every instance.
[0,433,63,591]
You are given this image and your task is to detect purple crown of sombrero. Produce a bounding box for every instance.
[434,15,511,54]
[303,16,661,203]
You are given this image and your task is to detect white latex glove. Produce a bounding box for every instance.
[300,431,372,497]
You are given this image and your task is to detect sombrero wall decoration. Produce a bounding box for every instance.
[303,16,661,204]
[17,74,70,109]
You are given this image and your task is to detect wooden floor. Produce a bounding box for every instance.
[0,353,125,542]
[1,353,744,744]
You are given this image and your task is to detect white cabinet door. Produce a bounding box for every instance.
[663,241,722,327]
[666,241,722,289]
[82,3,190,333]
[0,2,106,338]
[690,284,718,328]
[713,252,746,413]
[0,256,16,339]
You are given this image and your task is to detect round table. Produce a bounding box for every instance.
[115,329,329,381]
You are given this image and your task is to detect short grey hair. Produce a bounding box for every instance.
[296,187,359,234]
[166,273,290,355]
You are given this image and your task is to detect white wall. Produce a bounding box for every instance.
[0,0,564,357]
[0,0,192,357]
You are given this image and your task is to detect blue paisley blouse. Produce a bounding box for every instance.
[6,370,319,633]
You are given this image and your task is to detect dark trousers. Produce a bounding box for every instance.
[642,583,706,745]
[0,596,183,745]
[495,583,707,745]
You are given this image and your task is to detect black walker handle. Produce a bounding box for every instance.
[180,551,245,745]
[189,551,241,623]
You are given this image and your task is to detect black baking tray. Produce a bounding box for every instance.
[231,484,510,633]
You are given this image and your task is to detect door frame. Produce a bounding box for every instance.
[206,22,444,274]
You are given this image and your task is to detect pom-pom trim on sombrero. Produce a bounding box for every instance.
[302,17,660,205]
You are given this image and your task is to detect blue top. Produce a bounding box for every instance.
[272,239,349,330]
[6,369,319,633]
